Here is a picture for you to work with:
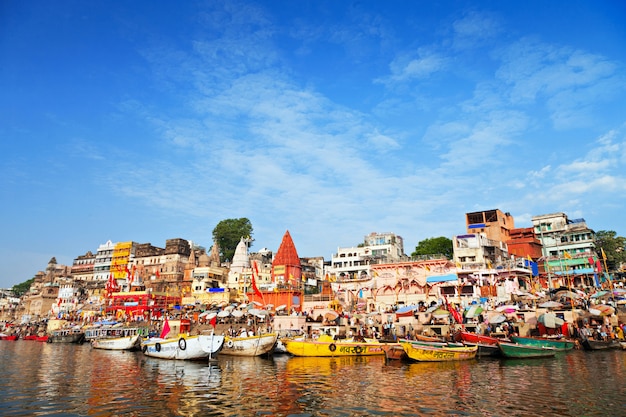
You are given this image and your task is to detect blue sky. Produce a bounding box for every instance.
[2,1,626,288]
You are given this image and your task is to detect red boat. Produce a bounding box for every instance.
[23,335,49,342]
[455,330,505,346]
[0,334,19,341]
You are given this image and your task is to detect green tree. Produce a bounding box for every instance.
[212,218,253,263]
[11,278,34,297]
[411,236,453,259]
[595,230,626,272]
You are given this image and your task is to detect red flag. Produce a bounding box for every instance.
[160,317,171,339]
[444,295,463,324]
[251,261,264,300]
[596,260,603,274]
[209,315,217,328]
[588,257,595,269]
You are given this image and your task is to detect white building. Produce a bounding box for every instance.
[328,232,407,281]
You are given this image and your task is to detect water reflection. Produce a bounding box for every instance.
[0,342,624,417]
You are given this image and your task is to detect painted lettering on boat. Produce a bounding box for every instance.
[339,346,365,354]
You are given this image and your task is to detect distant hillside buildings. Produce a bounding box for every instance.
[1,209,620,323]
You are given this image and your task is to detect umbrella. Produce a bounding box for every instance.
[265,304,274,309]
[613,288,626,295]
[324,311,339,321]
[432,309,450,319]
[239,303,247,308]
[252,301,263,306]
[217,310,230,318]
[538,312,565,328]
[590,291,610,299]
[538,301,563,309]
[488,314,507,324]
[554,290,581,300]
[255,310,269,318]
[425,305,439,313]
[464,305,484,318]
[276,304,287,311]
[496,305,518,313]
[248,308,262,316]
[224,305,235,312]
[231,310,244,318]
[396,305,418,315]
[589,305,615,316]
[205,312,217,320]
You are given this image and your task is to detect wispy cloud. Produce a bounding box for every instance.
[376,49,447,85]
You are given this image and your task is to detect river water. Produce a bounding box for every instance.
[0,341,624,416]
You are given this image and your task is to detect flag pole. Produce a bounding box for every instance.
[600,248,614,291]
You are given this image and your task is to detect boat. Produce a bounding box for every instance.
[92,331,142,351]
[498,342,556,358]
[455,330,504,346]
[462,341,502,357]
[579,338,621,351]
[381,343,407,361]
[22,334,49,342]
[510,335,575,351]
[220,333,278,357]
[0,333,19,341]
[47,328,86,344]
[282,334,386,357]
[400,341,477,362]
[620,341,626,350]
[87,325,147,351]
[141,333,225,360]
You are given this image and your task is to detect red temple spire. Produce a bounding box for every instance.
[271,230,302,284]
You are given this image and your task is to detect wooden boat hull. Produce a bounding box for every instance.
[92,334,141,351]
[462,342,501,357]
[141,334,224,360]
[498,342,556,358]
[456,331,505,346]
[283,337,386,357]
[381,343,407,361]
[220,333,278,357]
[579,339,621,351]
[48,332,85,344]
[401,341,477,362]
[510,335,574,351]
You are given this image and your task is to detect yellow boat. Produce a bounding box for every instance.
[283,334,386,357]
[401,341,477,362]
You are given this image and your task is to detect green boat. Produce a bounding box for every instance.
[510,335,575,351]
[498,342,557,358]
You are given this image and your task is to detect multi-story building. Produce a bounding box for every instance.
[71,251,96,281]
[111,241,136,280]
[465,209,515,243]
[454,209,513,269]
[329,232,407,281]
[507,228,544,262]
[93,240,115,281]
[532,212,596,288]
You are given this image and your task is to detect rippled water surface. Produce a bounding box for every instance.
[1,341,624,416]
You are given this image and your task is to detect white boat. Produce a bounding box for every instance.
[141,333,224,360]
[87,325,148,351]
[92,333,141,350]
[221,333,278,357]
